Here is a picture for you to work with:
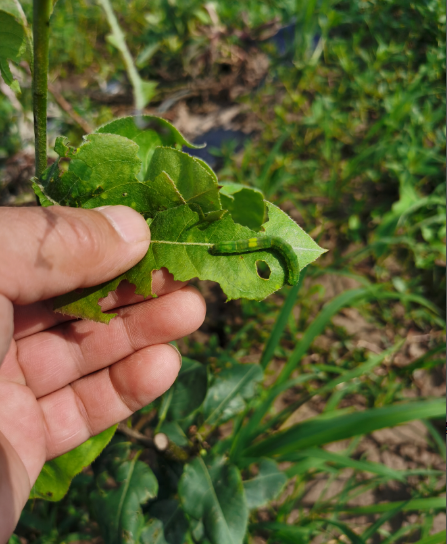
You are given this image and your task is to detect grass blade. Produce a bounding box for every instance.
[244,399,446,457]
[414,531,447,544]
[335,497,445,515]
[284,447,408,482]
[260,269,306,369]
[276,288,368,386]
[361,501,408,540]
[317,519,365,544]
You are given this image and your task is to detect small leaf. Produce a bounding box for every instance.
[203,362,263,425]
[167,357,208,420]
[220,182,267,231]
[38,134,141,206]
[159,421,189,447]
[0,59,19,92]
[147,147,222,214]
[243,459,287,509]
[179,457,248,544]
[95,115,200,181]
[91,442,158,544]
[30,425,117,502]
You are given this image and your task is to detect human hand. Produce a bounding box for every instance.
[0,205,206,542]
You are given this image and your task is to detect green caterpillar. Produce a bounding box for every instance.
[210,236,300,286]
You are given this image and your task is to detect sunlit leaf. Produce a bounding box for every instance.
[219,182,266,231]
[95,115,200,181]
[30,425,117,502]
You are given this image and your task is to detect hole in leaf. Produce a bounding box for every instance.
[256,260,271,280]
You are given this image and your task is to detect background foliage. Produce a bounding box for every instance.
[1,0,445,543]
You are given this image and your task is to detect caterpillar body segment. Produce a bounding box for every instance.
[210,236,300,286]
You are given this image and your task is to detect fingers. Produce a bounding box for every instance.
[11,286,206,398]
[13,268,188,340]
[40,343,182,460]
[0,205,150,305]
[0,431,31,544]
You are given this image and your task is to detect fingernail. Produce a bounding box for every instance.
[169,342,183,369]
[95,205,150,244]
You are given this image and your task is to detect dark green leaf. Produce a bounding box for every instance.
[91,443,158,544]
[243,459,287,509]
[167,357,208,420]
[141,519,167,544]
[179,457,248,544]
[203,362,263,425]
[147,500,188,544]
[0,0,31,92]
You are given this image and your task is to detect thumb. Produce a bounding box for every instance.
[0,205,150,305]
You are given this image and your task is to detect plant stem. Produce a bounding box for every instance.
[33,0,52,178]
[97,0,155,112]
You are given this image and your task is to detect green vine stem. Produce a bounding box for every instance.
[33,0,52,179]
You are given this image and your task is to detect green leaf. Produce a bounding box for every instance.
[179,457,248,544]
[414,531,447,544]
[219,182,266,231]
[91,442,158,544]
[141,519,167,544]
[263,202,326,269]
[146,147,222,214]
[38,134,142,206]
[203,361,263,426]
[159,421,189,447]
[243,459,287,509]
[147,500,188,544]
[244,398,446,458]
[34,121,324,322]
[167,357,208,420]
[94,115,200,181]
[54,201,324,322]
[30,425,116,501]
[0,0,31,92]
